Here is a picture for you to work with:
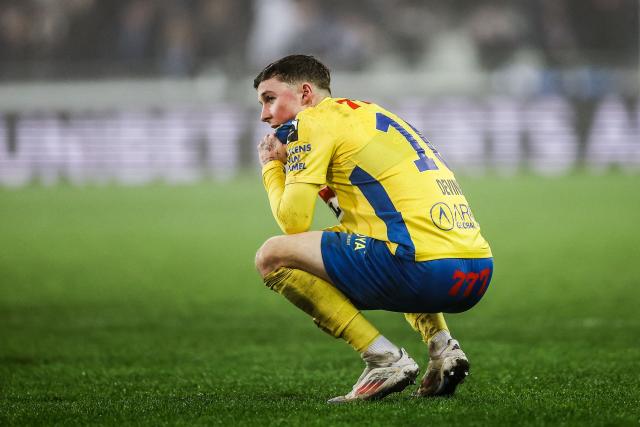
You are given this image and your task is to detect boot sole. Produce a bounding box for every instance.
[366,365,419,401]
[438,357,469,396]
[328,365,419,403]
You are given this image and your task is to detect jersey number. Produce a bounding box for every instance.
[376,113,439,172]
[335,99,444,173]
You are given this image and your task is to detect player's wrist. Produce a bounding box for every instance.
[260,157,283,166]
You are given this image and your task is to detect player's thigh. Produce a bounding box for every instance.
[256,231,330,282]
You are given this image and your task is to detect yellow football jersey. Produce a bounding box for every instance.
[283,97,492,262]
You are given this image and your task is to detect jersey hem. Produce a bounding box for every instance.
[395,245,493,262]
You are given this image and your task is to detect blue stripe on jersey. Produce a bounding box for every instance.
[349,166,415,260]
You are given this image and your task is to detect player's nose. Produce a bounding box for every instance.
[260,105,271,123]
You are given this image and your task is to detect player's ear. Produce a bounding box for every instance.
[300,83,313,106]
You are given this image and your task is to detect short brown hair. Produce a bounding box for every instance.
[253,54,331,94]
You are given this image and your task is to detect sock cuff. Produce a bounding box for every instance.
[428,329,452,354]
[365,335,399,355]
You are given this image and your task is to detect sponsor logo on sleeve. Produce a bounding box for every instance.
[286,142,311,172]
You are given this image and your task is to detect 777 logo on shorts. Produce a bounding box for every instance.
[449,269,491,298]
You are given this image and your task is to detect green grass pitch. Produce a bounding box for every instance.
[1,173,639,426]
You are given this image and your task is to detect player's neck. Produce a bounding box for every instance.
[306,94,330,109]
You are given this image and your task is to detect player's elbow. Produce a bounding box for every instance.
[276,212,312,235]
[280,222,309,235]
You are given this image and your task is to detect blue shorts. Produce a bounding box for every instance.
[320,231,493,313]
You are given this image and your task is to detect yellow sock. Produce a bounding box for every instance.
[264,267,379,352]
[404,312,449,344]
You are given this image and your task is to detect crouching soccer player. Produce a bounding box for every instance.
[253,55,493,403]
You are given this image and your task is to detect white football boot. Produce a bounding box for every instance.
[328,348,419,403]
[415,336,469,397]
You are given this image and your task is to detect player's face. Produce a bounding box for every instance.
[257,78,304,128]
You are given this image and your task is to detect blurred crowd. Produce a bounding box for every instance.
[0,0,637,81]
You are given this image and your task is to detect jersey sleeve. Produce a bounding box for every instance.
[284,115,334,185]
[262,160,320,234]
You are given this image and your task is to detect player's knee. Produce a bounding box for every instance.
[255,236,286,278]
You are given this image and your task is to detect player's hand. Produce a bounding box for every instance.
[257,133,287,166]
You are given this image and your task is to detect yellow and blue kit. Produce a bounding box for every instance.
[262,97,493,313]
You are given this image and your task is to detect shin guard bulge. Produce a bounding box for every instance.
[264,268,379,352]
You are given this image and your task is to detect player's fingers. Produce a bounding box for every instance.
[257,135,269,149]
[264,134,277,146]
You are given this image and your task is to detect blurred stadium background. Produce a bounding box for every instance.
[0,0,638,184]
[1,1,639,425]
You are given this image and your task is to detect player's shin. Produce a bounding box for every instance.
[404,313,449,344]
[264,267,379,352]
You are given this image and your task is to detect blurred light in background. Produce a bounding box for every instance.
[0,0,638,185]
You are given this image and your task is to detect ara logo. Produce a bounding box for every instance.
[430,202,454,231]
[430,202,477,231]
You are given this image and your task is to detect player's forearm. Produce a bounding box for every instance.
[262,161,317,234]
[262,161,286,228]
